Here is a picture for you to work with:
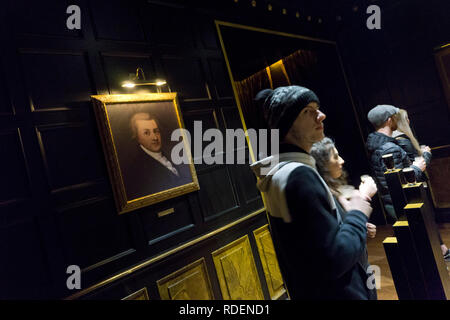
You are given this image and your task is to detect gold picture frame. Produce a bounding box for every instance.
[91,93,199,214]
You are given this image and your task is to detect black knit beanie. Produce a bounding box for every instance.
[254,85,320,140]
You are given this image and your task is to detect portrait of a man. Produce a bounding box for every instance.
[91,93,198,214]
[121,111,193,199]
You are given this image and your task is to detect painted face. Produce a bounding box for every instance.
[289,102,326,145]
[135,119,161,152]
[328,147,345,179]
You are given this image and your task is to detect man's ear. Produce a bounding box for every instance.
[386,117,394,127]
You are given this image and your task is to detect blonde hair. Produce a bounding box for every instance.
[394,109,422,155]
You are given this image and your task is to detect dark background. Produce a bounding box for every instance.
[1,0,449,299]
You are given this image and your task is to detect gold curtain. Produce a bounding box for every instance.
[282,49,318,86]
[234,68,272,131]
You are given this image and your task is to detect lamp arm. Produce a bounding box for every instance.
[135,67,146,80]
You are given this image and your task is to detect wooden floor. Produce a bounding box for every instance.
[367,222,450,300]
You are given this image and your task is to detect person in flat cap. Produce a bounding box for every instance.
[250,85,375,300]
[366,104,426,222]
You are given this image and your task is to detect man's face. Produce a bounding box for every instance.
[289,102,326,145]
[136,119,162,152]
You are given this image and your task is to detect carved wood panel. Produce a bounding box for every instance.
[435,45,450,112]
[157,258,214,300]
[253,225,285,300]
[211,235,264,300]
[19,52,94,111]
[122,287,149,300]
[0,129,31,204]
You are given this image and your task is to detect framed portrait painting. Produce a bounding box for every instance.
[91,93,199,214]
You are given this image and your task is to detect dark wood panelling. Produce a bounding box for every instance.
[199,20,219,50]
[197,166,239,222]
[79,211,268,300]
[220,106,261,206]
[0,71,13,114]
[89,0,146,42]
[221,106,243,130]
[100,53,156,94]
[140,198,196,247]
[20,52,94,110]
[56,197,135,271]
[0,129,31,204]
[183,108,220,171]
[233,163,261,206]
[35,123,104,192]
[161,57,209,100]
[10,0,83,38]
[142,4,196,48]
[1,218,49,299]
[208,58,233,99]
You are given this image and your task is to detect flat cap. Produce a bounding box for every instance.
[367,105,399,128]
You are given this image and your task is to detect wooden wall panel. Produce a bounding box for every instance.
[212,235,264,300]
[157,258,214,300]
[89,0,146,42]
[197,166,239,222]
[143,4,196,48]
[199,20,219,50]
[56,197,136,273]
[1,218,49,299]
[428,156,450,208]
[122,287,149,300]
[140,198,196,246]
[161,57,209,100]
[19,52,94,110]
[253,225,285,300]
[0,130,31,203]
[183,108,245,222]
[221,106,242,131]
[435,46,450,112]
[183,108,220,171]
[35,123,104,192]
[0,70,13,114]
[208,59,233,98]
[10,0,82,38]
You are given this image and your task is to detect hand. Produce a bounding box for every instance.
[359,176,377,199]
[421,145,431,153]
[413,157,426,172]
[338,195,352,212]
[366,223,377,238]
[347,190,372,218]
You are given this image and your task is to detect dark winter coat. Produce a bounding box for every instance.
[366,132,421,205]
[251,144,371,300]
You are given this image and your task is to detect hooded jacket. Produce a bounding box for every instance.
[250,144,371,300]
[366,132,422,205]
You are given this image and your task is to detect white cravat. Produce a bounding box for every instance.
[140,145,179,176]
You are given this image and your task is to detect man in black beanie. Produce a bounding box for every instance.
[251,85,375,300]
